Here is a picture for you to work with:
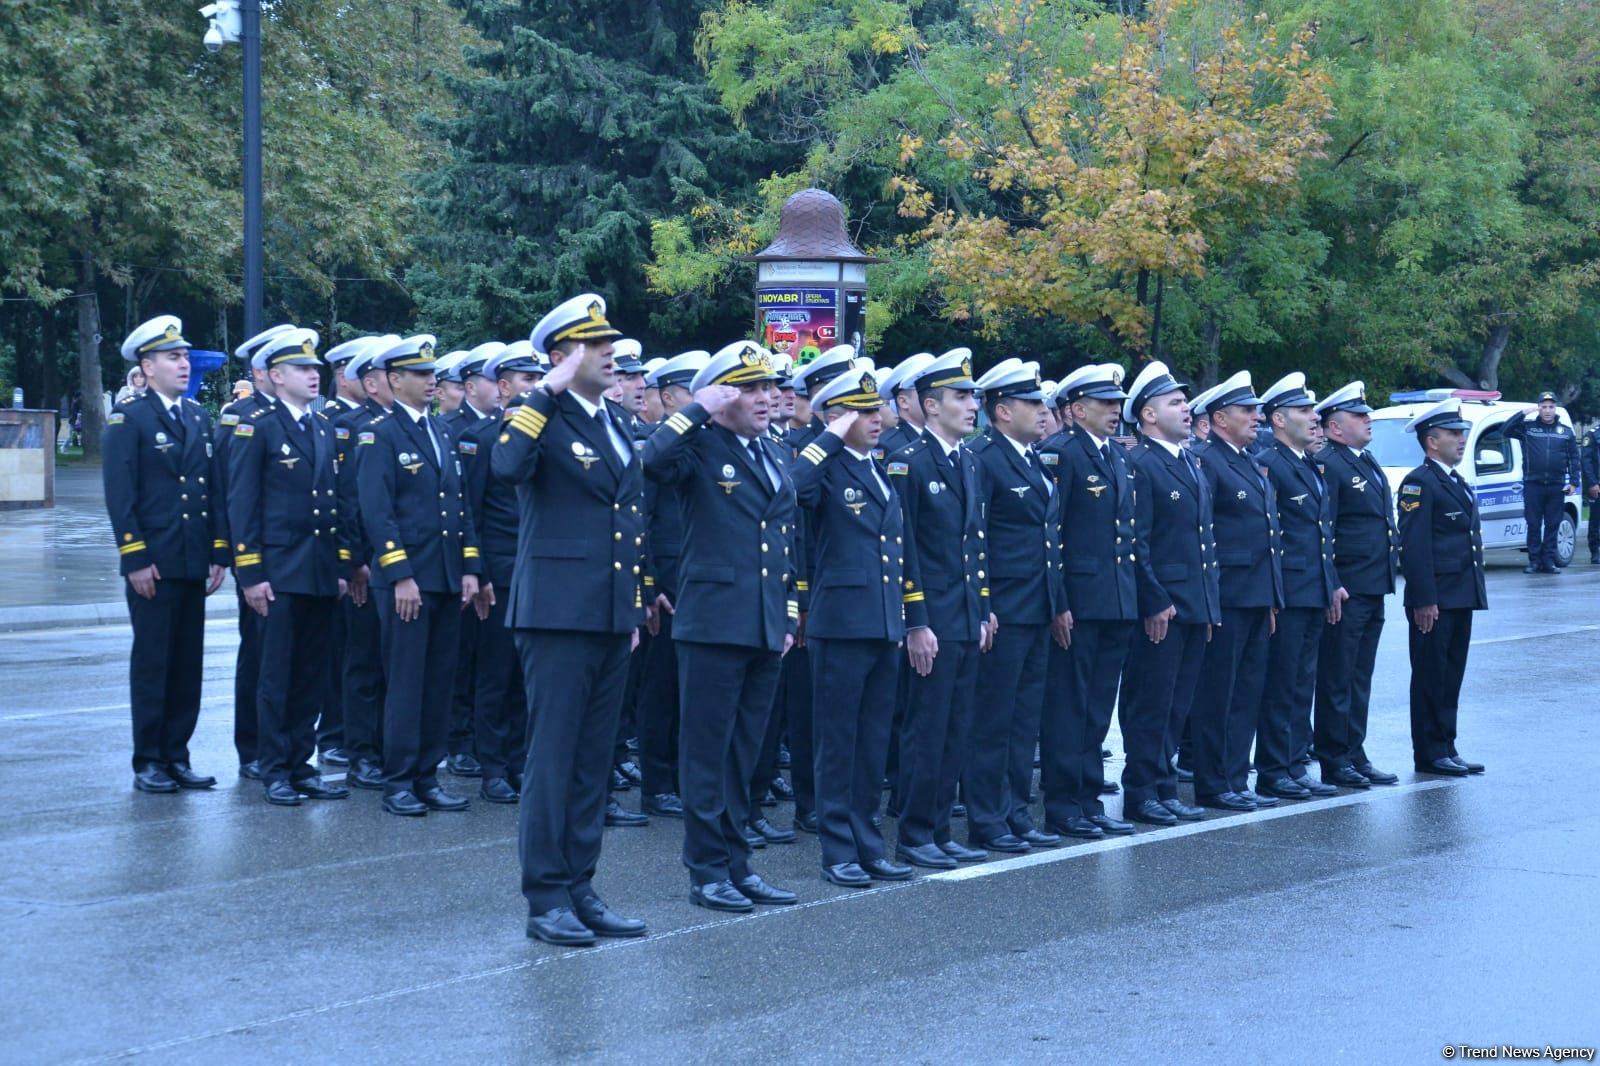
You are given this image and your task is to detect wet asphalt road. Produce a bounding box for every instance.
[2,564,1597,1063]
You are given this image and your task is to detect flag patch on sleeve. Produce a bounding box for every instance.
[358,431,375,445]
[233,423,254,438]
[1400,484,1422,496]
[887,461,909,476]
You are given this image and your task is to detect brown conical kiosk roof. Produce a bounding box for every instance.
[741,189,884,263]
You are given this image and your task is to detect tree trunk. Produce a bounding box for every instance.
[76,255,104,460]
[1476,318,1511,391]
[41,301,60,411]
[1198,311,1222,390]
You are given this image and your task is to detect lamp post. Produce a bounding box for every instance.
[199,0,264,338]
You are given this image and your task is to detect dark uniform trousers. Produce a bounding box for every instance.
[1121,622,1209,805]
[518,630,632,913]
[450,599,482,759]
[233,595,264,765]
[1256,606,1323,779]
[1524,483,1565,568]
[257,594,335,784]
[774,645,815,816]
[474,588,526,781]
[341,594,386,764]
[636,611,679,796]
[677,641,783,883]
[127,578,207,771]
[1407,609,1472,764]
[809,637,899,866]
[315,599,345,753]
[375,589,460,793]
[1314,593,1384,771]
[968,623,1049,841]
[1193,607,1272,796]
[898,640,979,847]
[1042,620,1133,824]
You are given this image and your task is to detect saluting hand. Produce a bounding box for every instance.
[539,348,585,396]
[825,410,860,439]
[694,385,740,415]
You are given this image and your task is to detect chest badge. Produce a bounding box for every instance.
[1087,474,1100,483]
[1170,490,1182,500]
[153,430,173,451]
[571,440,599,470]
[1290,493,1308,505]
[1237,490,1248,500]
[1010,485,1030,499]
[718,478,741,495]
[1352,476,1368,492]
[722,464,737,479]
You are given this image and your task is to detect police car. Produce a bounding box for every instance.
[1367,389,1584,566]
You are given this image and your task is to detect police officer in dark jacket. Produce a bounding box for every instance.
[357,335,489,817]
[458,344,542,804]
[1504,394,1578,573]
[644,341,800,911]
[885,349,992,868]
[227,328,351,806]
[492,295,649,946]
[1581,426,1600,564]
[1123,363,1219,825]
[104,315,229,793]
[792,363,915,888]
[1253,374,1342,801]
[1313,382,1400,787]
[1041,363,1140,839]
[966,358,1070,853]
[1189,372,1284,812]
[1397,399,1488,776]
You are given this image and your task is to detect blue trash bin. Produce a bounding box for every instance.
[184,350,228,400]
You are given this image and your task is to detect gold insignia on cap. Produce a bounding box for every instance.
[860,372,876,393]
[740,345,763,368]
[1108,365,1124,386]
[300,338,316,356]
[961,357,972,378]
[419,342,434,359]
[587,299,605,324]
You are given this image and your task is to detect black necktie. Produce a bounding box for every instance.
[166,402,185,439]
[1181,447,1199,485]
[862,457,885,501]
[747,440,770,488]
[297,413,309,433]
[1100,442,1111,465]
[1304,454,1323,496]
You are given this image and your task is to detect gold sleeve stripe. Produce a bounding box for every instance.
[665,412,694,435]
[118,540,148,556]
[902,592,926,603]
[794,580,810,592]
[338,548,352,561]
[979,587,990,596]
[463,546,481,559]
[800,444,827,465]
[212,539,228,550]
[234,553,262,567]
[377,549,409,567]
[642,575,655,587]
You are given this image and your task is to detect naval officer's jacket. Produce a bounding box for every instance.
[969,429,1065,625]
[334,399,387,575]
[643,406,799,652]
[212,390,276,553]
[1258,439,1339,609]
[1196,440,1284,610]
[1319,444,1398,597]
[490,388,646,634]
[1129,437,1221,625]
[458,410,520,591]
[1053,431,1138,621]
[226,402,345,597]
[886,434,987,642]
[641,420,689,602]
[102,390,229,579]
[1397,460,1488,611]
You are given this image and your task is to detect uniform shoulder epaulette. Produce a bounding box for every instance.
[115,395,135,407]
[251,407,270,418]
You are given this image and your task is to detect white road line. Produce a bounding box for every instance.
[1471,624,1599,646]
[930,779,1454,882]
[0,696,231,723]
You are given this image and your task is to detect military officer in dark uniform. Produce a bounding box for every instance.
[1041,363,1139,838]
[1581,425,1600,564]
[1504,393,1579,574]
[227,328,351,806]
[884,349,992,868]
[876,352,933,455]
[1189,372,1284,811]
[332,337,398,789]
[493,295,650,946]
[458,343,542,804]
[1034,383,1080,485]
[357,335,489,816]
[1122,362,1218,825]
[966,358,1070,852]
[1313,382,1400,787]
[791,363,915,888]
[1253,373,1342,800]
[1397,399,1489,776]
[644,341,800,910]
[607,339,652,792]
[104,315,229,793]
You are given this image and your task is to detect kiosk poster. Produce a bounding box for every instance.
[757,287,839,361]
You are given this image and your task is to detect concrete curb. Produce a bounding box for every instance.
[0,593,239,634]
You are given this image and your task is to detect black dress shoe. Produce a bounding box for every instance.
[1047,817,1104,840]
[895,842,958,870]
[1126,799,1178,826]
[1538,564,1559,574]
[736,874,799,905]
[238,760,263,781]
[616,759,643,785]
[690,881,753,912]
[1353,763,1399,785]
[1324,765,1372,789]
[294,776,350,800]
[643,792,685,817]
[609,768,631,792]
[974,833,1031,853]
[418,785,469,811]
[1099,780,1121,795]
[350,760,385,790]
[795,811,819,834]
[1160,798,1207,821]
[1292,775,1340,796]
[1236,789,1278,808]
[167,763,216,789]
[768,775,795,802]
[1018,827,1062,848]
[480,777,519,804]
[604,799,649,826]
[1197,792,1256,812]
[742,824,767,849]
[950,802,967,819]
[861,857,914,881]
[1416,757,1470,777]
[1256,776,1312,799]
[573,895,647,938]
[1524,564,1540,574]
[1449,756,1485,774]
[776,743,792,769]
[319,747,351,767]
[134,766,179,793]
[1089,813,1135,835]
[527,907,596,945]
[382,790,428,816]
[265,780,304,806]
[445,753,482,778]
[939,840,988,862]
[749,817,796,844]
[822,862,872,888]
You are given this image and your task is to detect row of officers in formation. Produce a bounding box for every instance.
[105,296,1489,946]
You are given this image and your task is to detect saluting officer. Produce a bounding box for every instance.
[1397,399,1488,777]
[884,349,992,868]
[791,364,915,888]
[104,315,229,793]
[1252,374,1342,801]
[1122,362,1218,825]
[1041,363,1139,839]
[1311,382,1400,787]
[492,295,650,946]
[1188,372,1284,812]
[966,358,1070,853]
[643,341,800,911]
[1504,392,1580,574]
[357,335,489,817]
[227,328,350,806]
[458,342,542,804]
